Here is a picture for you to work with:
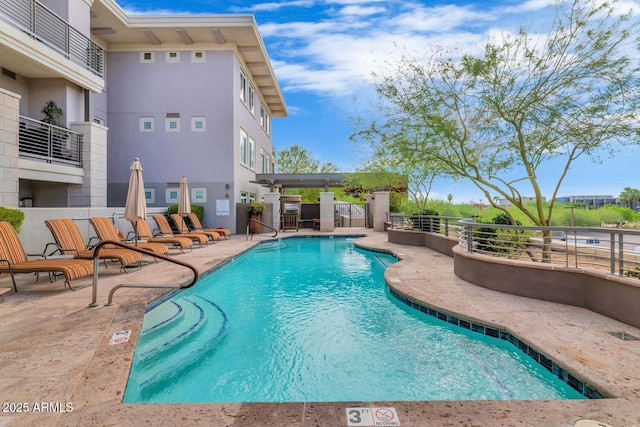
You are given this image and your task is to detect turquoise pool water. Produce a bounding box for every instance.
[124,236,585,403]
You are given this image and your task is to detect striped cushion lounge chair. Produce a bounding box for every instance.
[0,221,94,292]
[152,215,208,247]
[132,218,193,253]
[186,213,231,239]
[44,219,143,271]
[89,217,169,259]
[169,214,220,242]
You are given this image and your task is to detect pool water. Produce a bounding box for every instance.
[124,236,585,403]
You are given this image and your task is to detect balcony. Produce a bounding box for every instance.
[0,0,104,77]
[19,116,83,168]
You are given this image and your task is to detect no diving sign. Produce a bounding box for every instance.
[108,330,131,345]
[347,407,400,426]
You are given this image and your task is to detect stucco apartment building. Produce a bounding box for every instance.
[0,0,286,233]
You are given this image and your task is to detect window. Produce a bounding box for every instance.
[239,128,248,166]
[166,52,180,63]
[166,188,179,203]
[248,137,256,170]
[192,188,207,203]
[191,117,206,131]
[93,117,105,126]
[249,193,256,203]
[144,188,155,203]
[240,191,248,203]
[140,52,154,63]
[239,68,255,113]
[191,51,205,63]
[139,117,154,132]
[248,83,255,114]
[260,148,271,173]
[240,70,247,104]
[166,116,180,132]
[260,103,271,135]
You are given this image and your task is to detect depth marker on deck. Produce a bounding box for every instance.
[346,407,400,426]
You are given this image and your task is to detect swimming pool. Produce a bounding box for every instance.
[124,236,586,403]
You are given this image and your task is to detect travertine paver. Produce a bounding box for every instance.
[0,229,638,427]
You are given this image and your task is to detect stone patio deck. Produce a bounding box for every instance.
[0,229,638,426]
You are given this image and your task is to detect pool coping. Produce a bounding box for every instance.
[1,230,639,426]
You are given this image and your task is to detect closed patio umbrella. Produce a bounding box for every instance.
[177,176,191,232]
[124,158,147,246]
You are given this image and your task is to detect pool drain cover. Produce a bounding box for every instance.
[608,331,639,341]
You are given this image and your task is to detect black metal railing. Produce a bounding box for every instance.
[19,116,83,167]
[0,0,104,77]
[88,240,200,307]
[246,218,278,240]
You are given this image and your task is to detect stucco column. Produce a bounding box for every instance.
[372,191,390,231]
[319,192,334,232]
[69,122,107,207]
[0,89,20,207]
[263,192,281,231]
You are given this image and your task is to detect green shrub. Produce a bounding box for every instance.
[0,207,25,233]
[167,204,204,221]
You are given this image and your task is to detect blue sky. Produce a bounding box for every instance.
[118,0,640,204]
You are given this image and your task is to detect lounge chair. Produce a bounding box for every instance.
[151,215,208,247]
[186,213,231,239]
[0,221,94,291]
[44,219,143,271]
[169,214,220,242]
[130,218,193,253]
[88,217,170,258]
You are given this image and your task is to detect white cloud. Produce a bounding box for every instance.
[338,5,386,16]
[244,0,315,13]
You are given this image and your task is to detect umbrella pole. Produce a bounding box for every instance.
[134,221,138,246]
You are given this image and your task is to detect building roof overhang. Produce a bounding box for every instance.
[90,0,287,116]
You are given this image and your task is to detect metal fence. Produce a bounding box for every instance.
[0,0,104,77]
[19,116,83,167]
[334,201,368,227]
[389,214,640,278]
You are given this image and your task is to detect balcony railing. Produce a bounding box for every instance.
[19,116,83,167]
[0,0,104,77]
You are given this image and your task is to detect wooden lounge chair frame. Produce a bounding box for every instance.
[281,214,299,232]
[88,217,169,260]
[169,214,220,242]
[185,213,231,239]
[0,221,94,292]
[151,215,208,247]
[44,219,143,272]
[129,218,193,253]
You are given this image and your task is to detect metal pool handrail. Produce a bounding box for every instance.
[88,240,199,307]
[246,218,278,240]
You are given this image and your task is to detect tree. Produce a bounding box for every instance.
[354,0,640,233]
[357,134,447,212]
[275,145,340,200]
[619,187,640,210]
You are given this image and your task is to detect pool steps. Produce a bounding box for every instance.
[127,295,228,398]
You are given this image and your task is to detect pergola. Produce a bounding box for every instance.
[252,173,347,192]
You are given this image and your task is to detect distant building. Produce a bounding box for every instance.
[554,195,615,208]
[495,196,543,207]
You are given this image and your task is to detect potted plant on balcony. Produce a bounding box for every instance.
[41,100,70,160]
[248,201,266,234]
